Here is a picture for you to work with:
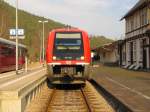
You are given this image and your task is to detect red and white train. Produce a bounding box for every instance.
[46,28,91,84]
[0,38,27,73]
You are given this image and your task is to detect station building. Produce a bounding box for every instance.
[92,42,119,66]
[120,0,150,70]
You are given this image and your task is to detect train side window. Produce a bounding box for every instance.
[0,47,14,56]
[0,47,7,55]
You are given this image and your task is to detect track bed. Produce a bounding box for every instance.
[25,82,114,112]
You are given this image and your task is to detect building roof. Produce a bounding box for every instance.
[92,41,117,53]
[0,37,27,48]
[121,0,147,20]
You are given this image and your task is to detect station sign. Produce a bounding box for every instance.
[9,29,25,39]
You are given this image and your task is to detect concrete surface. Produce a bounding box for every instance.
[92,64,150,112]
[0,66,43,86]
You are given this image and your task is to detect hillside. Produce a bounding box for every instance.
[0,1,65,61]
[90,36,114,49]
[0,1,113,61]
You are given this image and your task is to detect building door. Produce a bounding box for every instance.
[143,39,147,69]
[119,44,122,66]
[149,45,150,69]
[149,38,150,69]
[130,42,133,64]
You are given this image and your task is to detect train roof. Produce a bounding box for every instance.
[51,27,86,33]
[0,37,27,49]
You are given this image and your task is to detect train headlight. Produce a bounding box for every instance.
[53,56,57,60]
[80,56,85,60]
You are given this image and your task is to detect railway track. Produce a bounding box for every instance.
[25,82,114,112]
[47,89,88,112]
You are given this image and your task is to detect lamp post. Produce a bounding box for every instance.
[38,20,48,66]
[39,31,42,64]
[16,0,19,74]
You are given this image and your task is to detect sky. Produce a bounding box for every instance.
[5,0,138,40]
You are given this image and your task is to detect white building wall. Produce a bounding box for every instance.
[99,50,118,64]
[104,51,117,63]
[99,53,104,64]
[123,4,150,70]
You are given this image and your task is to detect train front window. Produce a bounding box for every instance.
[54,33,84,60]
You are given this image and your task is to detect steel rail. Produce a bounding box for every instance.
[46,89,56,112]
[81,88,92,112]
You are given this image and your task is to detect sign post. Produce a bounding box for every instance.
[10,0,25,74]
[16,0,18,74]
[9,28,25,74]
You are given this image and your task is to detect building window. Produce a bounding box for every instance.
[144,8,147,25]
[127,43,131,60]
[131,19,134,31]
[140,40,143,61]
[133,41,137,61]
[123,52,126,62]
[135,13,139,28]
[126,21,128,33]
[140,8,147,26]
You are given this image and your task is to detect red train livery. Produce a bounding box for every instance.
[46,28,91,84]
[0,38,27,73]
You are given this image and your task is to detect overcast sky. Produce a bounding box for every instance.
[5,0,138,39]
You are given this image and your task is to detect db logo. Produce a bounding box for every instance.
[66,61,71,65]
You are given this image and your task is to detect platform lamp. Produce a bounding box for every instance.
[38,20,48,67]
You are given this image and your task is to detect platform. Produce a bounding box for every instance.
[0,66,43,86]
[0,67,47,112]
[92,64,150,112]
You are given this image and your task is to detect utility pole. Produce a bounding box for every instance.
[42,22,45,66]
[16,0,19,74]
[38,20,48,66]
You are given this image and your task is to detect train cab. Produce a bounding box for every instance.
[46,28,91,84]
